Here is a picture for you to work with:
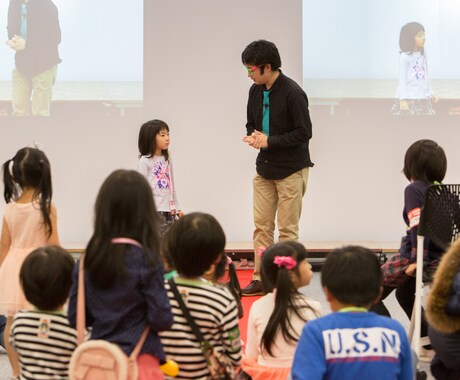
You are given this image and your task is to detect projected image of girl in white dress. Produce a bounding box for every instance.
[391,22,436,116]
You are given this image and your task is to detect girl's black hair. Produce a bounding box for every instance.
[399,22,425,54]
[20,246,74,311]
[84,170,161,289]
[2,147,53,237]
[138,119,170,161]
[260,241,318,357]
[210,254,244,318]
[403,139,447,183]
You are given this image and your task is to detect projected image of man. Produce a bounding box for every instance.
[6,0,61,117]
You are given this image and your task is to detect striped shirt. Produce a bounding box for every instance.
[10,310,77,380]
[160,278,242,379]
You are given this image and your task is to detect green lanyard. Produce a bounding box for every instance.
[33,308,65,316]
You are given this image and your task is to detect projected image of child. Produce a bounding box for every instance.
[391,22,436,116]
[6,0,61,117]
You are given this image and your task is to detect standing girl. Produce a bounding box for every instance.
[242,241,321,379]
[138,119,183,236]
[371,139,447,359]
[391,22,436,115]
[0,147,59,378]
[67,170,173,379]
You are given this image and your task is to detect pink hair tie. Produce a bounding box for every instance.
[257,246,267,257]
[273,256,297,270]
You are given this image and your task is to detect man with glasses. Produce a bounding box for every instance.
[241,39,313,296]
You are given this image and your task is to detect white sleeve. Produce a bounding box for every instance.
[169,159,180,209]
[137,157,149,179]
[245,304,260,361]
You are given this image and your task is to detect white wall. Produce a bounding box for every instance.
[1,0,459,246]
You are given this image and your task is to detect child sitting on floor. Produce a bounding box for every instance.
[242,241,321,380]
[292,245,413,380]
[160,212,242,379]
[10,246,77,379]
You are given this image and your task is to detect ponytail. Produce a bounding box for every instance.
[37,158,53,237]
[261,266,301,356]
[3,159,18,203]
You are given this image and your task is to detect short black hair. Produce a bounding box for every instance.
[321,246,382,308]
[20,246,74,311]
[163,212,226,277]
[403,139,447,183]
[241,39,282,73]
[399,22,425,53]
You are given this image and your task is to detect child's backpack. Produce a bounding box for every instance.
[69,238,149,380]
[69,330,149,380]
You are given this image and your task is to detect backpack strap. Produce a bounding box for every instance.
[168,278,205,343]
[76,256,86,345]
[111,237,142,248]
[76,238,150,356]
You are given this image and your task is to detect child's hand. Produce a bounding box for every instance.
[431,96,438,103]
[177,210,185,218]
[400,100,409,111]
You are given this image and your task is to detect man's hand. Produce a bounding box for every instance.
[250,130,268,149]
[243,135,255,145]
[6,35,26,51]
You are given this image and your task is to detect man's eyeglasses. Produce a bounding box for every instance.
[245,64,264,75]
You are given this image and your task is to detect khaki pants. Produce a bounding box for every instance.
[252,167,309,280]
[12,65,57,116]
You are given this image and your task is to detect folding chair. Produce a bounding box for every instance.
[409,184,460,358]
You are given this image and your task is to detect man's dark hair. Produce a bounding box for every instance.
[20,246,74,311]
[241,39,282,74]
[321,246,382,308]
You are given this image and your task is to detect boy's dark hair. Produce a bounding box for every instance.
[138,119,170,161]
[3,147,53,237]
[241,39,282,75]
[403,139,447,183]
[399,22,425,53]
[321,246,382,308]
[20,246,74,311]
[85,170,161,289]
[163,212,225,277]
